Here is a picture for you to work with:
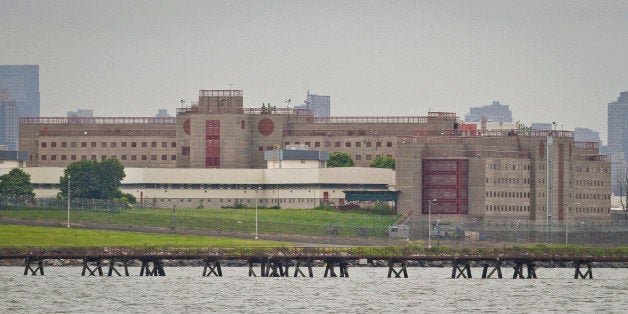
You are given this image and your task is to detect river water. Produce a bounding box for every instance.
[1,266,626,313]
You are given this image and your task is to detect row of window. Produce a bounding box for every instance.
[486,177,530,185]
[486,191,531,198]
[284,141,394,148]
[486,205,530,212]
[39,154,177,161]
[41,141,177,148]
[575,193,611,200]
[575,180,609,187]
[486,163,531,171]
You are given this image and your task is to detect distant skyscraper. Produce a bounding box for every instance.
[156,109,172,117]
[0,99,18,150]
[608,91,628,158]
[67,109,93,117]
[465,101,512,123]
[574,127,600,142]
[294,91,330,117]
[0,65,40,118]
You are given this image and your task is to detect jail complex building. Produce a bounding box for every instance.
[17,89,611,221]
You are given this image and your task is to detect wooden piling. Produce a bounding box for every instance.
[23,257,44,276]
[574,262,593,279]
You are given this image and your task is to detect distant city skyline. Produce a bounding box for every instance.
[1,1,626,142]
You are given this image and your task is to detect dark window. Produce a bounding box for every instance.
[81,142,87,147]
[101,142,107,147]
[151,155,157,160]
[41,142,47,148]
[182,147,190,155]
[151,142,157,148]
[335,141,341,148]
[142,155,147,160]
[71,142,77,148]
[366,141,372,148]
[259,146,264,151]
[111,142,117,147]
[376,141,381,147]
[41,155,47,160]
[61,155,66,160]
[122,142,127,147]
[121,155,127,160]
[131,142,137,147]
[51,142,56,148]
[387,141,393,147]
[91,142,97,147]
[315,142,321,148]
[71,155,76,160]
[61,142,67,148]
[131,155,137,160]
[171,142,176,147]
[142,142,147,147]
[171,155,176,160]
[356,142,361,148]
[162,142,167,147]
[345,142,351,147]
[162,155,167,161]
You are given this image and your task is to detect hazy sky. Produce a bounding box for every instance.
[1,0,626,142]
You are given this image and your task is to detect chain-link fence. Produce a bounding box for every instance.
[1,198,626,246]
[401,217,627,246]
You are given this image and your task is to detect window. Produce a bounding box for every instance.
[91,155,97,160]
[345,142,351,147]
[41,142,47,148]
[162,155,167,161]
[131,142,137,147]
[387,141,393,147]
[162,142,167,147]
[241,120,245,129]
[325,141,331,147]
[121,155,127,160]
[142,142,147,147]
[61,155,66,160]
[356,155,362,161]
[91,142,97,147]
[366,141,372,148]
[71,155,77,160]
[81,142,87,147]
[259,146,264,151]
[182,147,190,155]
[151,155,157,160]
[61,142,67,148]
[111,142,117,147]
[101,155,106,160]
[142,155,147,160]
[356,142,361,148]
[122,142,127,147]
[51,142,56,148]
[151,142,157,148]
[171,142,176,147]
[41,155,47,160]
[101,142,107,147]
[335,141,341,148]
[81,155,87,160]
[366,155,372,160]
[315,142,320,148]
[376,141,382,147]
[171,155,176,160]
[131,155,137,160]
[71,142,77,148]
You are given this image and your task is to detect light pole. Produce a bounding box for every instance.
[566,203,580,245]
[67,175,70,228]
[428,199,436,248]
[255,188,259,240]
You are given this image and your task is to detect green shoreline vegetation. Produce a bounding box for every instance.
[0,225,287,247]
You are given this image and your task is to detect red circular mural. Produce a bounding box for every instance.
[183,119,191,135]
[258,118,274,136]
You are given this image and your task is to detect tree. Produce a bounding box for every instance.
[0,168,35,203]
[369,155,396,170]
[327,152,355,167]
[59,159,126,200]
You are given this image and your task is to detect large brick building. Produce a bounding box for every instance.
[18,89,611,220]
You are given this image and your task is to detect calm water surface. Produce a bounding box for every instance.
[1,266,626,313]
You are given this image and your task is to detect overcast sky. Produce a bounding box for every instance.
[1,0,626,142]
